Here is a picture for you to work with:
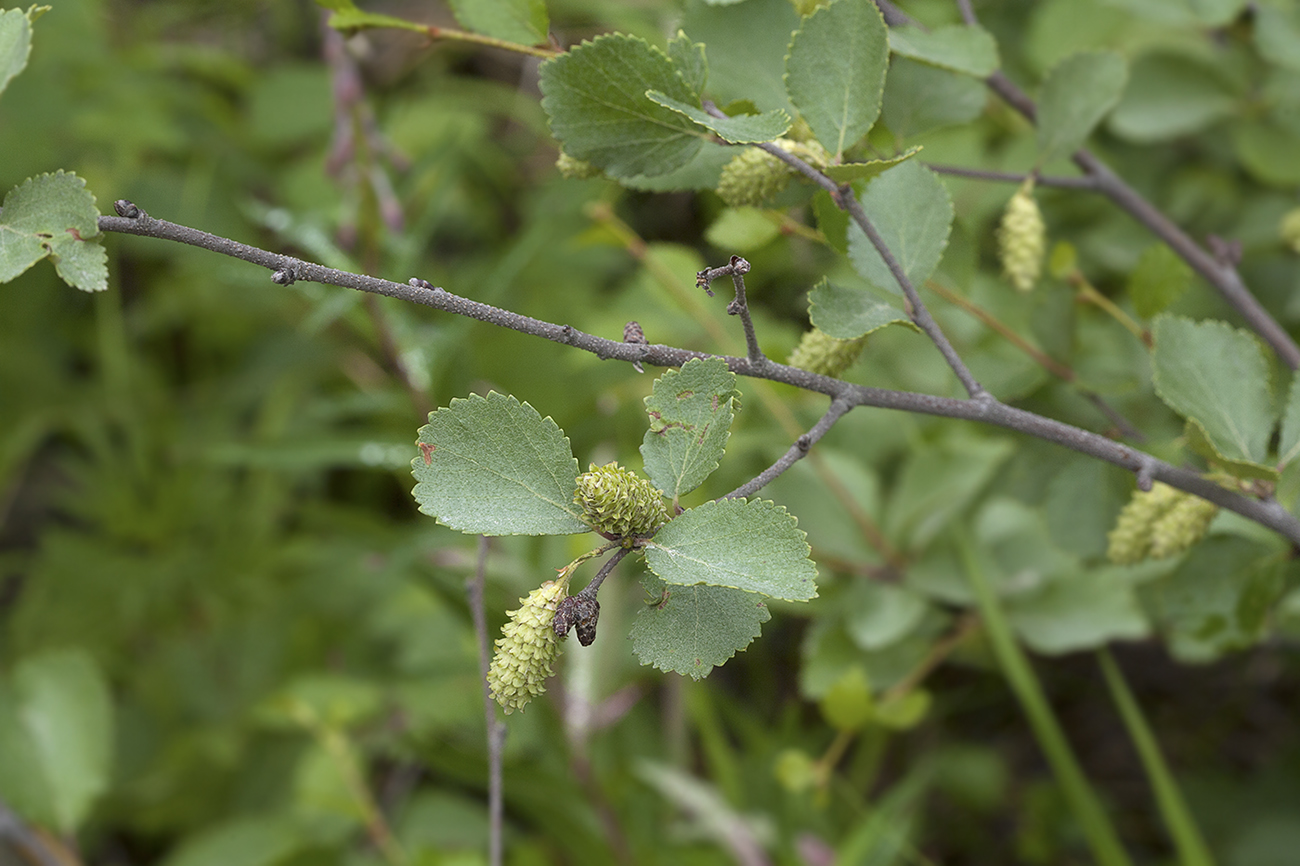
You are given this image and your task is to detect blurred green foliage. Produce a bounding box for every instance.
[4,0,1300,864]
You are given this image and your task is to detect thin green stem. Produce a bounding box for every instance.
[956,529,1134,866]
[1097,649,1216,866]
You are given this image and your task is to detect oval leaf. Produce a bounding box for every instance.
[785,0,889,156]
[447,0,547,46]
[645,498,818,601]
[1037,50,1128,162]
[1151,315,1273,465]
[888,24,999,78]
[808,278,917,340]
[630,574,770,679]
[846,159,953,295]
[640,358,740,499]
[2,649,114,834]
[646,91,791,143]
[412,392,587,535]
[540,33,705,179]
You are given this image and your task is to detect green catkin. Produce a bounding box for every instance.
[1107,482,1218,564]
[998,180,1046,292]
[1107,482,1182,565]
[788,328,868,378]
[574,462,670,540]
[486,579,567,714]
[1148,493,1219,560]
[556,152,603,180]
[715,139,830,208]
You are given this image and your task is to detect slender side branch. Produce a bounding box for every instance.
[927,163,1098,190]
[577,546,633,601]
[468,537,505,866]
[96,205,1300,545]
[743,140,987,399]
[697,255,767,369]
[725,398,852,500]
[938,1,1300,370]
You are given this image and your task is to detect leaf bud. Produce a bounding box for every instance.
[998,180,1046,292]
[574,462,669,540]
[554,594,601,646]
[486,579,567,714]
[788,327,867,378]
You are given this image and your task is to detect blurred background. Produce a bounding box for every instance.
[3,0,1300,864]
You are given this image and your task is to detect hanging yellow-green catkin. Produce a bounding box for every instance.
[1280,207,1300,254]
[788,328,868,378]
[574,462,670,540]
[1107,482,1217,564]
[556,152,603,180]
[486,579,567,714]
[1148,493,1219,560]
[998,180,1046,292]
[716,139,829,208]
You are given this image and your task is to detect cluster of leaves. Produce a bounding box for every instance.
[4,0,1300,864]
[411,358,816,680]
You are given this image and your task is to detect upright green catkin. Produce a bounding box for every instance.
[574,462,669,540]
[788,327,867,377]
[998,180,1046,292]
[486,579,567,714]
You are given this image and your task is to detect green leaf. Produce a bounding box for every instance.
[886,436,1015,549]
[315,0,427,32]
[1128,244,1192,319]
[820,667,874,731]
[164,816,305,866]
[822,146,921,183]
[875,690,930,730]
[846,160,953,296]
[1151,315,1273,465]
[645,498,818,601]
[682,0,798,115]
[1006,567,1150,655]
[808,278,917,340]
[1108,53,1238,143]
[667,30,708,98]
[411,392,587,535]
[0,171,106,291]
[785,0,889,156]
[620,142,734,192]
[645,91,791,143]
[0,7,36,98]
[630,574,770,679]
[1183,418,1278,483]
[845,582,929,650]
[813,190,850,252]
[888,24,999,77]
[1037,50,1128,162]
[705,207,781,252]
[882,57,987,140]
[539,34,705,179]
[640,358,740,499]
[0,650,113,834]
[1232,118,1300,186]
[1255,5,1300,73]
[1140,537,1283,661]
[1278,374,1300,469]
[447,0,547,45]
